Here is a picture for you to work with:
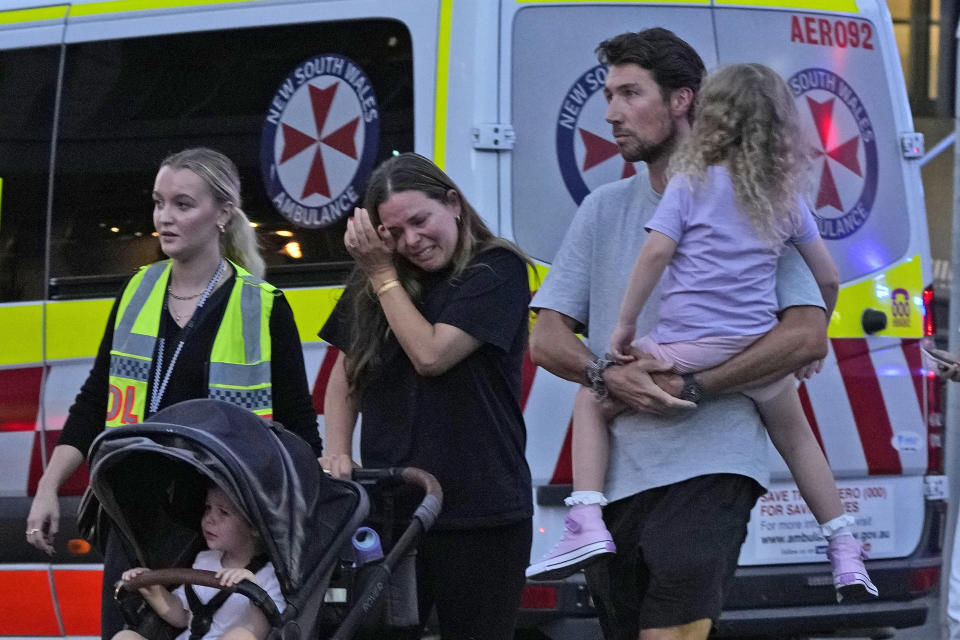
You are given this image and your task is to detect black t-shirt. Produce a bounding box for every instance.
[320,247,533,528]
[58,270,322,457]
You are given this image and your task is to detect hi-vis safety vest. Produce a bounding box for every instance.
[106,260,276,426]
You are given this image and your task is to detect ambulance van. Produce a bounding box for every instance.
[0,0,944,637]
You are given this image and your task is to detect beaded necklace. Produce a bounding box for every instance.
[149,258,226,414]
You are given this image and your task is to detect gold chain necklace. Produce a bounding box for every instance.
[167,287,202,301]
[167,264,223,323]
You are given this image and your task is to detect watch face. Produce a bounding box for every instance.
[681,376,701,403]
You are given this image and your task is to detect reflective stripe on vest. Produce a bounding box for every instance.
[106,262,168,426]
[207,269,275,417]
[106,260,276,427]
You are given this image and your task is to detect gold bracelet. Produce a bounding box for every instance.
[376,279,401,297]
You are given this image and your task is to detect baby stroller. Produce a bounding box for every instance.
[81,398,442,640]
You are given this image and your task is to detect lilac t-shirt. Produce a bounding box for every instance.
[646,165,820,343]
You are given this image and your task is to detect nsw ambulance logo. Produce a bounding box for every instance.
[788,68,878,240]
[556,64,639,205]
[260,54,379,228]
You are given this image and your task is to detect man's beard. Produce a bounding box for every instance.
[619,119,679,165]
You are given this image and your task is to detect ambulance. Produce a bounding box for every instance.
[0,0,944,637]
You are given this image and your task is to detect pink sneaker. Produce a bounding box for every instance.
[525,504,616,581]
[826,535,878,602]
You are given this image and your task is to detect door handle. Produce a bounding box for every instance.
[861,308,887,334]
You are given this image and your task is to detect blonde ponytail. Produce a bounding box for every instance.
[223,206,265,279]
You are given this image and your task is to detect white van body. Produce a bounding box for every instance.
[0,0,943,637]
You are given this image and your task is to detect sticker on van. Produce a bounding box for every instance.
[260,53,380,228]
[891,430,922,452]
[788,67,877,240]
[753,481,897,560]
[891,287,913,327]
[555,63,640,206]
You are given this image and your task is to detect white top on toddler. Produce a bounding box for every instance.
[172,549,285,640]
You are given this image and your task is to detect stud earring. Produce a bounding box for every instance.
[218,223,226,234]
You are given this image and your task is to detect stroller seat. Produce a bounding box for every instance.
[85,399,369,640]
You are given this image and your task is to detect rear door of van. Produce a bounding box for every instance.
[502,0,941,636]
[714,2,942,634]
[717,0,930,561]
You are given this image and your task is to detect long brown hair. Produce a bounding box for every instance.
[344,152,532,396]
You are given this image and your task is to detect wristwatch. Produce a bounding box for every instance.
[679,372,704,404]
[585,354,616,399]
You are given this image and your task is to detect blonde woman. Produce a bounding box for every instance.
[528,64,876,603]
[26,148,319,638]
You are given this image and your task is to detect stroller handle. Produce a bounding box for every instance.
[116,568,281,627]
[350,466,443,531]
[327,467,444,640]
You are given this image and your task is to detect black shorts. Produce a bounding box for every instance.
[584,474,765,638]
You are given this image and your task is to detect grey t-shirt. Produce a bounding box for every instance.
[531,166,824,501]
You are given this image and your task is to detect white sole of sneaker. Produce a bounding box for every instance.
[525,541,615,581]
[835,574,879,603]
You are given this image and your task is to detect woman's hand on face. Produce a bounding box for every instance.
[318,454,359,480]
[345,208,397,283]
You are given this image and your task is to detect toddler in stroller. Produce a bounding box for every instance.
[114,483,285,640]
[84,398,440,640]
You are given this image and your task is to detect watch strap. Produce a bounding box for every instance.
[585,354,615,399]
[679,372,703,404]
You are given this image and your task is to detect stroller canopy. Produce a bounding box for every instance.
[87,399,363,596]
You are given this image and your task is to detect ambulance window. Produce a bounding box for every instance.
[0,45,58,303]
[49,19,413,299]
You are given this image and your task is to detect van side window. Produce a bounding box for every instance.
[50,19,413,299]
[0,46,59,303]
